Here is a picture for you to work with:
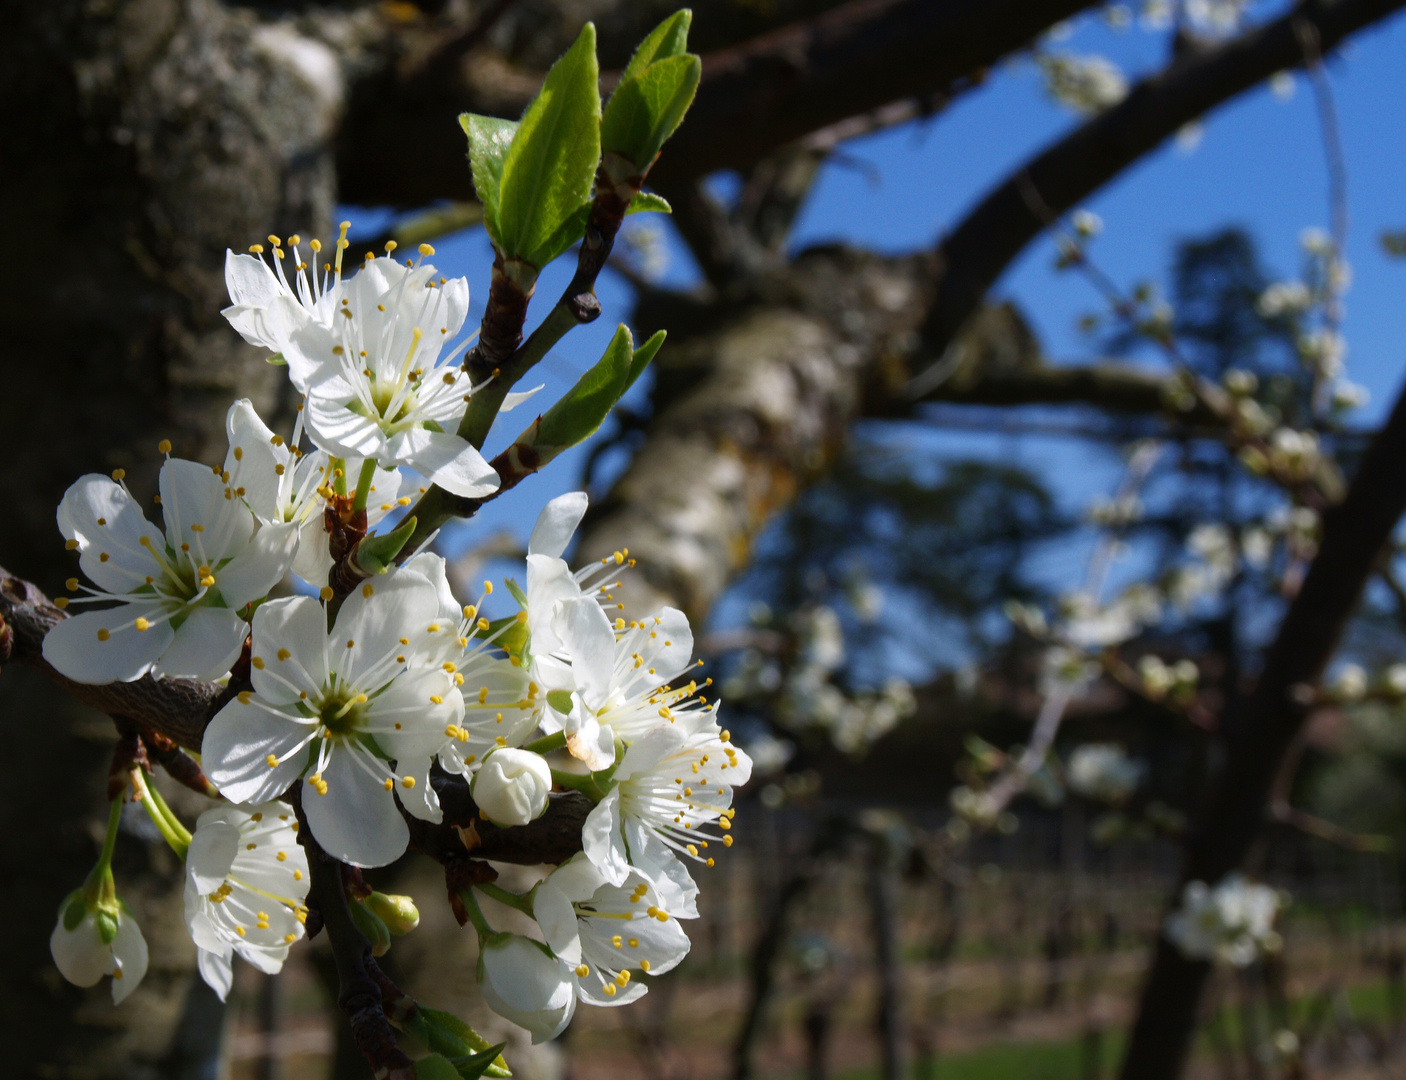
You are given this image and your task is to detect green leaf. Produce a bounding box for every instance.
[415,1054,463,1080]
[353,516,418,577]
[420,1009,512,1076]
[503,578,529,607]
[530,324,633,453]
[623,329,665,394]
[459,114,519,247]
[497,24,602,267]
[266,352,288,366]
[619,9,693,86]
[627,191,671,215]
[450,1045,510,1080]
[601,54,700,170]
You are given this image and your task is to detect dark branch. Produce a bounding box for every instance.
[1119,376,1406,1079]
[337,0,1099,207]
[918,0,1406,360]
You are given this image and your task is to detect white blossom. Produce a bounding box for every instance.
[1066,743,1145,804]
[223,399,403,587]
[476,933,577,1043]
[184,801,310,1000]
[43,455,298,684]
[50,894,148,1004]
[1165,874,1282,966]
[471,748,552,827]
[533,853,691,1006]
[1255,281,1312,318]
[202,572,462,867]
[1038,53,1128,114]
[581,713,751,916]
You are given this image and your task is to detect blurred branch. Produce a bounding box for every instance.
[916,0,1406,363]
[1120,377,1406,1080]
[338,0,1100,207]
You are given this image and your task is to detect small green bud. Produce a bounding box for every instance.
[95,909,120,946]
[365,892,420,937]
[353,515,418,576]
[349,897,392,957]
[61,889,88,932]
[546,690,574,715]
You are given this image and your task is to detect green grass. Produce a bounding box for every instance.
[811,978,1404,1080]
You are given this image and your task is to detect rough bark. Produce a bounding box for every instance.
[1,1,339,1073]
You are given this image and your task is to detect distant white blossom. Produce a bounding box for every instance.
[1165,874,1282,966]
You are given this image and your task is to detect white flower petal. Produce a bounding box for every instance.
[151,607,248,681]
[250,596,329,704]
[50,910,112,988]
[384,428,499,499]
[331,571,438,688]
[218,521,300,610]
[197,948,234,1002]
[109,914,149,1004]
[500,384,545,412]
[557,598,617,711]
[528,492,588,559]
[581,789,630,887]
[202,699,314,805]
[302,745,409,867]
[224,400,288,524]
[42,607,174,684]
[186,821,240,894]
[533,884,582,964]
[160,458,253,566]
[57,474,159,594]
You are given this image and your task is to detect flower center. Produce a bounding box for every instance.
[318,690,368,737]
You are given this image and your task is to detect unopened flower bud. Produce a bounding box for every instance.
[365,891,420,936]
[471,748,552,827]
[349,898,392,957]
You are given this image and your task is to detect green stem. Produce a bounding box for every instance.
[130,769,190,858]
[550,768,606,801]
[476,882,536,916]
[523,730,567,755]
[458,885,494,941]
[330,456,348,498]
[350,457,378,513]
[459,303,579,450]
[97,793,124,872]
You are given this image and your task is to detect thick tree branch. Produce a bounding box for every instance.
[337,0,1098,207]
[918,0,1406,361]
[0,563,589,867]
[1119,377,1406,1079]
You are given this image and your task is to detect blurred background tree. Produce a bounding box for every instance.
[7,1,1406,1078]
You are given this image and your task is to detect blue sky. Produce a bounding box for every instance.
[349,3,1406,637]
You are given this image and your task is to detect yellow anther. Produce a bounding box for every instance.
[612,935,623,948]
[397,496,412,506]
[65,577,79,591]
[483,581,493,595]
[249,243,265,254]
[362,583,375,598]
[401,777,416,789]
[616,971,630,986]
[111,469,126,481]
[54,597,69,609]
[134,617,150,632]
[266,754,279,767]
[723,835,734,847]
[576,964,589,977]
[418,243,435,256]
[284,933,297,944]
[65,539,79,550]
[384,240,397,253]
[384,778,394,791]
[320,586,334,600]
[604,984,617,997]
[96,628,111,642]
[640,959,651,971]
[628,937,639,948]
[251,656,265,670]
[158,439,172,454]
[429,695,444,705]
[99,553,109,562]
[477,618,490,632]
[267,234,281,247]
[276,851,287,861]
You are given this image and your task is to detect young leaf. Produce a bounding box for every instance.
[496,23,602,268]
[627,191,671,215]
[414,1054,463,1080]
[420,1008,512,1077]
[528,324,633,455]
[451,1044,511,1080]
[459,114,519,246]
[623,329,665,394]
[618,9,693,86]
[601,53,700,171]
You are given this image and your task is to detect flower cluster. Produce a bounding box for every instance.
[44,229,751,1047]
[1164,874,1284,967]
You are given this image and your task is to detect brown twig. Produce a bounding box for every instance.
[294,790,416,1080]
